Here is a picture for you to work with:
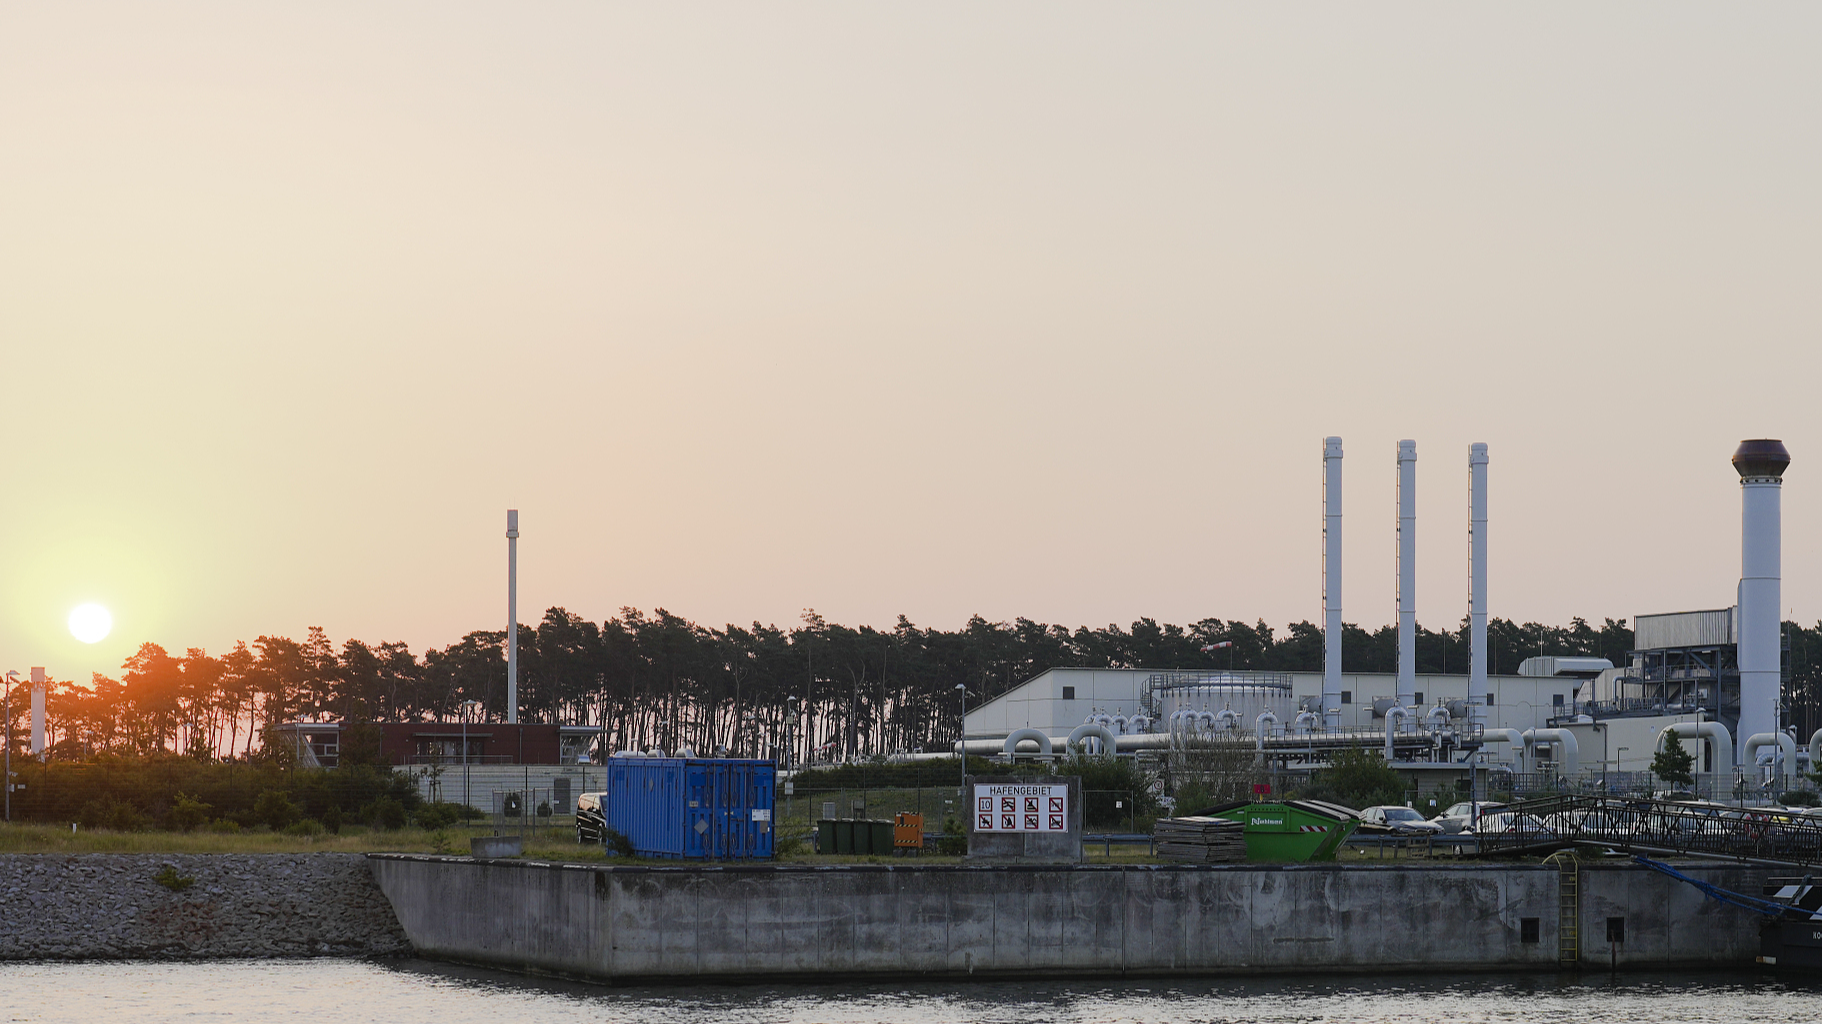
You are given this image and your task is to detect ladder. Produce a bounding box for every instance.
[1546,851,1580,965]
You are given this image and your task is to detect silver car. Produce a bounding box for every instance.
[1431,801,1506,834]
[1360,805,1446,834]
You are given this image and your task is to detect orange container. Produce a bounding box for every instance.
[894,812,924,850]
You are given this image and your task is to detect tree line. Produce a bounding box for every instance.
[12,607,1822,763]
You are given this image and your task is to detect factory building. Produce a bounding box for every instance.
[958,436,1800,794]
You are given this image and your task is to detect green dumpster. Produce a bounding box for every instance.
[1203,800,1359,862]
[834,819,856,854]
[869,820,894,855]
[816,819,837,854]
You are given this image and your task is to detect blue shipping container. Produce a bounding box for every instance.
[604,757,776,860]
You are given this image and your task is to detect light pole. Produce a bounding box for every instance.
[4,670,16,823]
[956,683,968,792]
[1616,747,1629,792]
[460,699,482,811]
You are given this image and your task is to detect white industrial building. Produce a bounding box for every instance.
[956,436,1803,794]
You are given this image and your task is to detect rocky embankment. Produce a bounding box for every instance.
[0,854,411,960]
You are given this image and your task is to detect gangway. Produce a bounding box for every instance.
[1468,794,1822,869]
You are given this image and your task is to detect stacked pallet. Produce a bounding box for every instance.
[1153,816,1247,863]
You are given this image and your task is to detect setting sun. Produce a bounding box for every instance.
[68,603,113,644]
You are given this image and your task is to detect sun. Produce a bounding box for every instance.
[69,603,113,644]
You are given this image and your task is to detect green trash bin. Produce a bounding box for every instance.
[869,820,894,855]
[833,819,856,854]
[850,819,872,855]
[816,820,837,855]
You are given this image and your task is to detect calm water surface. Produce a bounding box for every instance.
[3,959,1822,1023]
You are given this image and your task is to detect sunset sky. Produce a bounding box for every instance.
[3,4,1817,685]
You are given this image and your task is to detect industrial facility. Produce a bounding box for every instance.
[957,438,1801,800]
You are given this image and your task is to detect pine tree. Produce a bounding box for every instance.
[1651,733,1696,788]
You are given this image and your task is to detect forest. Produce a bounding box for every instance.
[18,605,1822,765]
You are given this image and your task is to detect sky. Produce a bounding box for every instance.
[2,3,1818,685]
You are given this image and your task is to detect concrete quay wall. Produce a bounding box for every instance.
[368,856,1771,982]
[0,854,412,961]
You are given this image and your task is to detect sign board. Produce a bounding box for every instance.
[973,782,1069,833]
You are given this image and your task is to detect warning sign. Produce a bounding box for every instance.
[972,783,1069,833]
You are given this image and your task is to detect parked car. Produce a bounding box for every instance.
[1359,806,1445,834]
[1431,801,1506,834]
[1468,811,1559,843]
[576,791,607,844]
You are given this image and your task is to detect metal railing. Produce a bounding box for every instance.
[1469,794,1822,867]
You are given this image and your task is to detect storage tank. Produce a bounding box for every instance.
[603,757,776,860]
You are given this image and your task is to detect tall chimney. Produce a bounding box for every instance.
[507,509,520,725]
[1469,444,1489,702]
[1322,437,1344,730]
[29,667,46,758]
[1396,440,1417,709]
[1734,439,1788,764]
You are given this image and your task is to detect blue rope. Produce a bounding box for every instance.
[1630,854,1789,918]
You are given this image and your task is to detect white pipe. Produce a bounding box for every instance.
[1655,721,1736,773]
[506,509,519,725]
[1067,722,1118,758]
[1521,728,1579,778]
[1744,732,1799,788]
[1113,732,1175,753]
[1485,728,1525,772]
[1003,727,1053,758]
[1396,440,1417,709]
[1323,436,1345,730]
[1426,705,1451,728]
[1214,709,1240,732]
[1734,440,1788,765]
[1810,729,1822,774]
[1385,706,1409,761]
[1294,711,1321,735]
[1255,711,1279,767]
[675,746,698,759]
[1469,444,1489,703]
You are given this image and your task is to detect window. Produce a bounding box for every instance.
[1553,694,1565,708]
[1062,686,1076,700]
[1486,692,1496,706]
[1414,691,1424,705]
[1340,690,1352,704]
[1606,917,1625,943]
[1521,918,1541,944]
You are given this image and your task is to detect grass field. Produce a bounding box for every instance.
[0,820,1508,866]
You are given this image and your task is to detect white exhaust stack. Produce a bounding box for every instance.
[507,509,520,725]
[1396,440,1417,709]
[1469,444,1489,702]
[30,667,46,757]
[1322,437,1344,730]
[1733,439,1788,765]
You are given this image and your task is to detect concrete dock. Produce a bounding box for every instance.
[368,856,1770,983]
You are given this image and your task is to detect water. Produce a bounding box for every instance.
[4,959,1822,1022]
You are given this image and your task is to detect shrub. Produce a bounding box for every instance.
[205,818,243,834]
[78,795,151,832]
[1294,748,1407,812]
[410,801,478,830]
[322,805,343,834]
[774,832,807,858]
[282,818,325,837]
[169,792,213,833]
[601,828,636,858]
[152,865,195,891]
[1781,791,1820,807]
[253,789,300,831]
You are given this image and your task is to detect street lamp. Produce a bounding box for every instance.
[955,683,968,791]
[4,670,16,823]
[460,699,483,811]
